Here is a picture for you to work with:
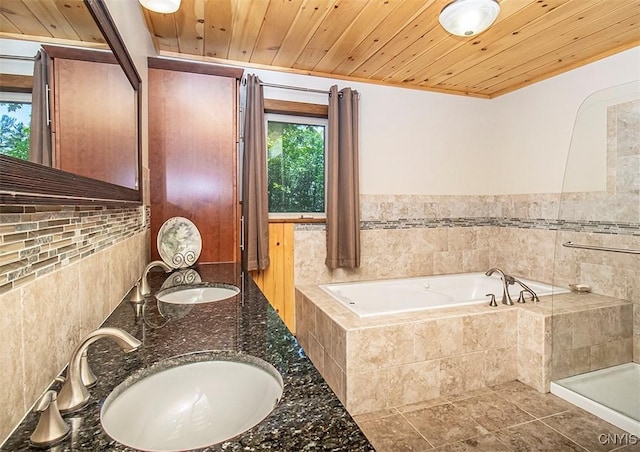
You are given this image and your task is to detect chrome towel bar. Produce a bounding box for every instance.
[562,241,640,255]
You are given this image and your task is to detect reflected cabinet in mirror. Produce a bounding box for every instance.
[0,0,141,205]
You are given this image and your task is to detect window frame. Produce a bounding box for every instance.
[265,112,328,220]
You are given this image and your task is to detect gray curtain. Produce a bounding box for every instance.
[29,49,52,166]
[242,74,270,271]
[325,85,360,269]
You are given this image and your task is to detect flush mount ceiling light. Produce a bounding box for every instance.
[439,0,501,37]
[139,0,181,14]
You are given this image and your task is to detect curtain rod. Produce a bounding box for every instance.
[0,54,35,62]
[259,81,329,95]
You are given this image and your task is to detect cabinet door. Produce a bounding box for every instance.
[149,68,238,263]
[53,58,137,189]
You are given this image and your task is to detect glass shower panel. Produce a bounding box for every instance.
[550,80,640,435]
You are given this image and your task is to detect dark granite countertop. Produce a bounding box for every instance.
[2,263,373,451]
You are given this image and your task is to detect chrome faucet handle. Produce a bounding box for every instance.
[517,290,527,303]
[486,293,497,307]
[129,280,145,302]
[513,279,540,303]
[30,390,70,447]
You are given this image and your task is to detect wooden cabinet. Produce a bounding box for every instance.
[148,60,243,263]
[47,46,138,189]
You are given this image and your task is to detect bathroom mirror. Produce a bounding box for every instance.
[0,0,141,205]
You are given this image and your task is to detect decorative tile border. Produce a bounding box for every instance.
[0,205,148,294]
[295,217,640,236]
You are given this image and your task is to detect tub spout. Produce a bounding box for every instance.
[485,267,514,305]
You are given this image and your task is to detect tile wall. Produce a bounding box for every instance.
[296,285,632,414]
[0,204,149,442]
[294,100,640,372]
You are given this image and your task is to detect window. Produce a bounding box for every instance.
[0,93,31,161]
[266,113,327,218]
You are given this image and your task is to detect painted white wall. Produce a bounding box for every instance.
[247,68,492,196]
[489,46,640,195]
[0,39,39,75]
[247,46,640,196]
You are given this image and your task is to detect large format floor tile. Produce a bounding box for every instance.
[353,381,635,452]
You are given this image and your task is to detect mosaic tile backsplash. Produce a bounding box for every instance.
[0,205,148,295]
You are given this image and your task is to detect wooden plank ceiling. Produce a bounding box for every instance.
[143,0,640,98]
[0,0,107,49]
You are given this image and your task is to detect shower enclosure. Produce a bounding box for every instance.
[550,80,640,436]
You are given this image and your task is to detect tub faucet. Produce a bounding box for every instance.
[513,278,539,302]
[57,327,141,413]
[140,260,173,295]
[485,267,515,305]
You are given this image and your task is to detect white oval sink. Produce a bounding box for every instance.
[156,283,239,304]
[101,352,283,452]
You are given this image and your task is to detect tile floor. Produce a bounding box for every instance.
[353,381,639,451]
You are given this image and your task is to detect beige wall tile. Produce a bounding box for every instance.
[323,351,346,403]
[330,321,347,370]
[440,351,486,396]
[415,317,464,361]
[0,289,26,443]
[305,333,324,373]
[551,313,573,352]
[463,311,517,353]
[79,251,111,337]
[448,228,477,251]
[1,230,146,440]
[433,251,464,275]
[347,324,414,373]
[22,266,82,409]
[315,308,333,352]
[551,347,590,380]
[517,348,545,392]
[388,360,441,407]
[346,368,392,414]
[589,338,633,371]
[485,347,517,386]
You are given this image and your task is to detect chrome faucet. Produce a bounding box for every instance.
[140,260,172,295]
[29,390,69,447]
[485,267,515,305]
[57,327,141,413]
[513,278,540,302]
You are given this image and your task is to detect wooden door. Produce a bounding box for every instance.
[149,68,239,263]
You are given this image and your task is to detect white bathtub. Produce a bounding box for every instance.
[320,272,569,317]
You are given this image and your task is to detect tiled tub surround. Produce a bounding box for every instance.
[294,205,640,364]
[0,205,148,443]
[1,264,373,451]
[295,285,634,415]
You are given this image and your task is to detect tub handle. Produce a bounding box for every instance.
[486,293,497,307]
[517,290,527,304]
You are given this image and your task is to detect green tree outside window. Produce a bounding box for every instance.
[0,102,30,160]
[267,119,326,214]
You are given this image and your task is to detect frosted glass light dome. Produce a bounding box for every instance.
[139,0,181,14]
[439,0,501,37]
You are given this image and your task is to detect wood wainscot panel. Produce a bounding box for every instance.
[251,223,295,333]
